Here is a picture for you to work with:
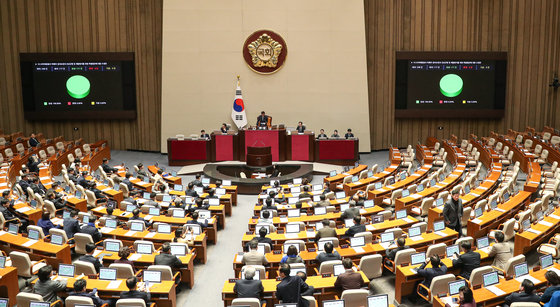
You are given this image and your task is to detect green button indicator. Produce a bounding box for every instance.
[66,75,90,99]
[439,74,463,98]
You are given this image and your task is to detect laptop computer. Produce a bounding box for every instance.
[401,189,410,198]
[173,184,183,191]
[396,209,407,219]
[474,207,483,218]
[433,220,445,232]
[58,264,75,277]
[540,254,554,269]
[136,243,153,254]
[288,197,298,205]
[436,198,444,207]
[340,203,350,212]
[50,234,64,245]
[289,267,306,277]
[514,262,529,279]
[380,232,394,243]
[170,244,187,256]
[448,280,467,296]
[329,170,337,177]
[7,223,18,235]
[99,268,117,281]
[476,236,490,251]
[157,223,172,234]
[172,209,185,218]
[143,270,162,283]
[375,182,382,189]
[323,299,345,307]
[410,252,426,270]
[417,184,424,192]
[371,215,384,224]
[367,294,389,307]
[125,204,136,212]
[105,241,121,252]
[162,195,172,202]
[0,256,6,268]
[222,180,231,186]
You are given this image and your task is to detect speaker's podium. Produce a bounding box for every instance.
[246,146,272,167]
[239,126,286,162]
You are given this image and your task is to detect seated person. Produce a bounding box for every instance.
[37,211,56,236]
[256,226,273,249]
[242,240,268,266]
[120,277,151,305]
[191,174,203,187]
[541,271,560,303]
[299,186,312,199]
[79,243,102,273]
[334,258,362,291]
[63,209,80,239]
[130,209,150,227]
[46,191,66,210]
[122,173,137,192]
[504,279,540,307]
[187,211,208,228]
[200,130,210,139]
[331,130,340,138]
[170,197,185,210]
[115,246,135,271]
[315,219,337,241]
[136,163,149,180]
[281,245,303,264]
[315,195,331,207]
[316,129,328,139]
[316,242,341,264]
[345,128,355,139]
[452,241,480,279]
[207,188,218,199]
[101,158,117,174]
[488,231,511,271]
[256,111,270,128]
[173,228,194,249]
[341,200,360,220]
[29,133,40,147]
[297,271,315,296]
[33,265,67,303]
[88,182,108,205]
[417,255,448,297]
[0,199,29,232]
[344,215,365,237]
[258,210,273,224]
[234,266,263,299]
[296,121,306,133]
[79,215,102,242]
[145,192,159,208]
[154,242,182,268]
[262,197,278,211]
[322,182,331,195]
[68,279,110,307]
[386,237,409,261]
[445,286,476,307]
[27,155,40,174]
[220,123,229,134]
[185,182,199,197]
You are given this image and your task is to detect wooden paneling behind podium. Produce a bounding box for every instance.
[364,0,560,150]
[0,0,163,151]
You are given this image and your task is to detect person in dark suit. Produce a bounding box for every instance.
[68,168,79,184]
[341,200,360,220]
[37,212,56,236]
[345,216,365,237]
[63,210,80,239]
[262,197,278,211]
[191,174,203,187]
[200,130,210,140]
[187,211,208,228]
[344,129,355,139]
[386,237,409,261]
[443,190,463,237]
[77,171,90,188]
[256,111,270,128]
[27,156,40,174]
[256,226,273,249]
[136,163,149,180]
[296,122,306,133]
[334,258,363,291]
[18,174,31,195]
[154,242,182,268]
[220,123,229,134]
[79,215,102,242]
[33,265,67,303]
[452,241,480,279]
[46,190,65,210]
[315,219,337,241]
[276,263,309,307]
[130,209,150,227]
[297,271,315,297]
[185,182,199,197]
[504,279,541,307]
[68,279,110,307]
[120,277,151,305]
[123,173,135,192]
[29,133,40,147]
[234,266,263,299]
[331,130,340,138]
[316,129,328,139]
[79,243,102,273]
[316,242,341,264]
[101,158,117,174]
[541,271,560,303]
[299,186,312,199]
[114,246,136,271]
[417,255,448,297]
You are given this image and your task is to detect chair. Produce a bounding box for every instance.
[116,298,154,307]
[104,239,123,251]
[74,233,94,254]
[467,265,493,287]
[65,296,99,307]
[284,240,306,251]
[303,296,317,307]
[426,243,446,258]
[127,220,146,231]
[382,189,402,207]
[318,237,340,248]
[510,303,541,307]
[494,254,525,278]
[17,292,61,307]
[359,169,368,180]
[537,238,560,260]
[74,260,97,275]
[371,164,378,174]
[85,190,98,209]
[109,263,136,279]
[336,175,352,190]
[358,254,382,279]
[9,251,47,278]
[147,265,180,283]
[27,225,45,239]
[231,298,261,307]
[340,289,369,307]
[411,222,427,233]
[418,274,456,303]
[318,260,342,275]
[461,207,472,228]
[119,182,130,198]
[383,227,403,239]
[384,248,416,273]
[43,200,57,218]
[410,197,434,219]
[456,236,474,247]
[49,228,69,243]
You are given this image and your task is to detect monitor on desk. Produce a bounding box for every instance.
[375,182,382,190]
[482,271,500,287]
[446,245,460,258]
[336,191,346,199]
[401,189,410,198]
[28,228,40,240]
[82,215,90,224]
[476,236,490,249]
[291,186,301,194]
[58,264,75,277]
[222,180,231,186]
[287,209,300,218]
[474,207,483,218]
[313,184,322,191]
[174,184,183,191]
[380,232,394,243]
[503,192,510,202]
[99,268,117,281]
[371,215,384,224]
[417,184,424,192]
[148,207,160,216]
[410,252,426,266]
[162,195,172,202]
[399,172,407,180]
[288,197,298,205]
[433,220,445,232]
[208,198,220,206]
[29,199,37,208]
[186,224,202,235]
[50,234,63,245]
[329,170,337,177]
[323,299,345,307]
[75,191,82,198]
[350,236,365,247]
[143,270,162,283]
[136,243,152,254]
[408,226,421,238]
[255,224,270,234]
[367,171,373,178]
[201,177,210,185]
[126,204,136,212]
[436,198,444,207]
[29,303,49,307]
[216,188,226,195]
[367,294,389,307]
[448,280,467,296]
[105,219,118,229]
[275,304,297,307]
[194,186,204,194]
[340,203,350,212]
[464,185,471,194]
[143,192,150,199]
[286,224,300,234]
[333,264,345,276]
[522,219,531,231]
[541,254,554,269]
[344,219,354,228]
[0,256,6,269]
[0,299,7,307]
[157,223,172,234]
[364,199,374,208]
[387,177,395,185]
[514,262,529,278]
[130,221,144,232]
[430,179,436,187]
[293,178,302,185]
[63,210,71,219]
[172,209,185,218]
[315,222,324,230]
[395,209,407,220]
[105,241,121,252]
[289,267,306,277]
[7,223,18,235]
[351,176,359,183]
[490,199,498,210]
[314,207,327,215]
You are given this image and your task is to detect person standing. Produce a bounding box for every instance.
[276,264,309,307]
[443,190,463,237]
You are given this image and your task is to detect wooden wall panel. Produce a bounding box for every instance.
[0,0,162,151]
[365,0,560,150]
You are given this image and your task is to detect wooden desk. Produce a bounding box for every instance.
[367,163,432,205]
[167,137,211,166]
[523,161,541,192]
[514,207,560,256]
[147,165,182,185]
[496,134,536,173]
[0,231,71,267]
[315,139,359,165]
[344,164,400,196]
[467,191,531,238]
[0,267,18,306]
[324,164,368,191]
[442,141,466,164]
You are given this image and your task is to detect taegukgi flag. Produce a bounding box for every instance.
[231,75,247,129]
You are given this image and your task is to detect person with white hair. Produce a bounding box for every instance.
[234,266,264,299]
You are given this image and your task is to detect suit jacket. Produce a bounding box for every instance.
[79,254,102,273]
[257,236,273,248]
[154,253,182,268]
[316,133,328,139]
[200,133,210,139]
[37,218,55,236]
[296,126,306,133]
[315,251,341,263]
[417,263,448,287]
[33,279,67,303]
[334,269,363,290]
[234,279,264,299]
[504,291,541,307]
[541,285,560,303]
[29,137,40,147]
[443,199,463,227]
[342,207,360,220]
[123,179,134,191]
[63,217,80,239]
[80,224,102,242]
[315,200,331,207]
[276,275,309,307]
[452,251,480,279]
[191,179,203,187]
[102,163,116,174]
[257,115,270,127]
[185,189,199,197]
[28,161,40,174]
[488,242,511,270]
[242,250,268,265]
[299,192,312,199]
[345,224,366,237]
[0,206,17,221]
[316,227,337,241]
[344,133,354,139]
[120,290,151,305]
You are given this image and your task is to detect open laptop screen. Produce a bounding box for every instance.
[367,294,389,307]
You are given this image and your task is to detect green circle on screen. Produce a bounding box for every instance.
[66,75,90,99]
[439,74,463,97]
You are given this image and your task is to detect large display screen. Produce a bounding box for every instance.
[395,52,507,118]
[20,53,136,120]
